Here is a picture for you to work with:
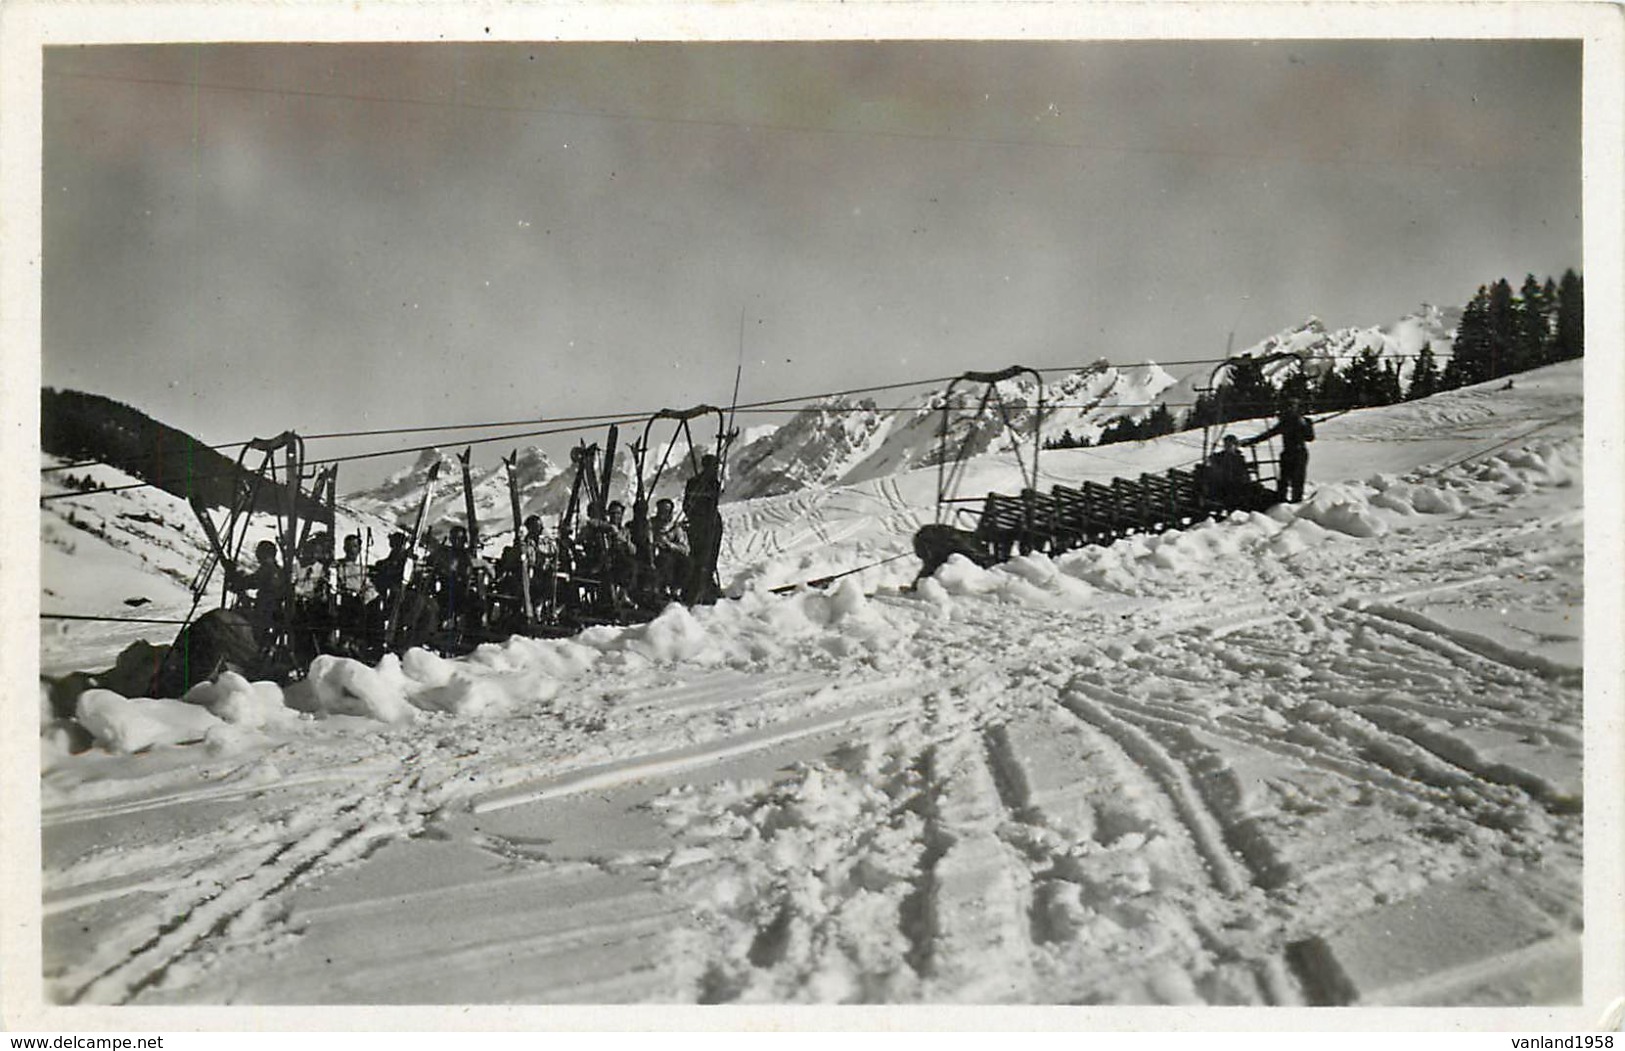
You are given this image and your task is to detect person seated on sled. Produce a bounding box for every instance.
[292,532,334,598]
[291,532,336,660]
[522,514,560,613]
[367,531,437,650]
[629,497,653,598]
[334,533,378,643]
[495,515,554,622]
[1206,434,1256,508]
[519,515,553,575]
[582,500,636,608]
[370,531,410,608]
[649,497,690,601]
[229,539,286,645]
[429,523,490,633]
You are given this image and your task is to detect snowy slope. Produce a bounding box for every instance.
[29,359,1588,1011]
[41,459,212,615]
[40,457,395,677]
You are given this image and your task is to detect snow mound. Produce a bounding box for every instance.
[182,671,294,729]
[1368,479,1465,516]
[298,654,419,725]
[55,426,1583,750]
[76,688,224,753]
[1297,487,1389,539]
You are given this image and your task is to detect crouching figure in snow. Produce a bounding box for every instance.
[912,523,986,583]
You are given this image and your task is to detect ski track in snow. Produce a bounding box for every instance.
[36,365,1586,1006]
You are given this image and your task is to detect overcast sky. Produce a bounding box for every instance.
[42,40,1581,488]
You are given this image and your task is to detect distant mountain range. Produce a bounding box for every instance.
[343,303,1462,529]
[1129,303,1461,423]
[1247,303,1460,381]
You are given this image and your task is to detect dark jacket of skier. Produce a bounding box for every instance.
[1246,406,1315,503]
[1207,434,1254,506]
[229,540,285,644]
[682,454,724,604]
[430,524,490,631]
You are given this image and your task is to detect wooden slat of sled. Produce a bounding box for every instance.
[1081,480,1119,537]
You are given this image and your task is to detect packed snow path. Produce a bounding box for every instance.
[38,366,1584,1005]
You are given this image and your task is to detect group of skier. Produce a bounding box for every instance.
[223,453,727,662]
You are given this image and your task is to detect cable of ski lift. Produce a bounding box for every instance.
[40,378,962,479]
[45,349,1439,478]
[39,344,1453,501]
[41,612,195,626]
[1414,411,1582,479]
[766,551,916,594]
[40,415,649,502]
[41,409,649,475]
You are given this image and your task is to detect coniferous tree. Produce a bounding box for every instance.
[1277,368,1317,413]
[1444,286,1493,388]
[1184,391,1219,432]
[1378,360,1404,405]
[1219,355,1278,424]
[1097,416,1137,446]
[1553,268,1584,360]
[1141,403,1176,439]
[1315,366,1352,411]
[1407,344,1441,400]
[1514,274,1549,371]
[1095,404,1177,446]
[1486,278,1517,379]
[1341,347,1386,406]
[1045,427,1082,450]
[1541,276,1561,359]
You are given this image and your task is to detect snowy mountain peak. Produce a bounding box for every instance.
[727,361,1180,500]
[1239,305,1458,382]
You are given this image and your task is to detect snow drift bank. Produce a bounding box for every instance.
[49,433,1580,760]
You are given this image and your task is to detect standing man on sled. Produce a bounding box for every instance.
[1245,400,1316,504]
